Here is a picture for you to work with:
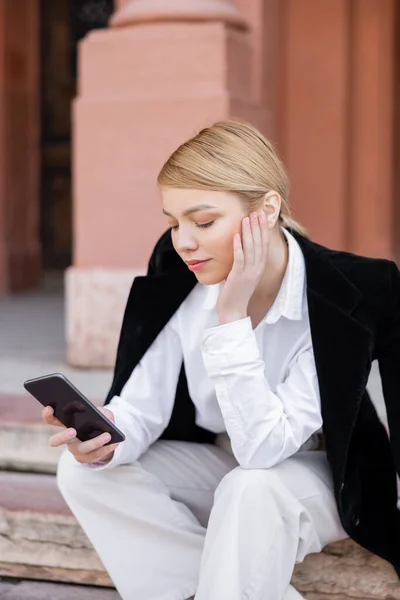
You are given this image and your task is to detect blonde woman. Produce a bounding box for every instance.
[45,121,400,600]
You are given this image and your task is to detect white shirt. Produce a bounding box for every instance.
[95,228,322,470]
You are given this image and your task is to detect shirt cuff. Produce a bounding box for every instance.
[84,441,125,470]
[201,316,261,376]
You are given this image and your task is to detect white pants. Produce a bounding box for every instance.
[57,439,347,600]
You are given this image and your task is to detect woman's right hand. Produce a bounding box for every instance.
[42,405,120,464]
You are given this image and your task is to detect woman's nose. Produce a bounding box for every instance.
[175,229,198,252]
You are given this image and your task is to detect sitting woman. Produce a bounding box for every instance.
[43,120,400,600]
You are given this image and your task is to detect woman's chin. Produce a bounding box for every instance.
[195,270,226,285]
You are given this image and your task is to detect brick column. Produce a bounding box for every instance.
[67,0,251,367]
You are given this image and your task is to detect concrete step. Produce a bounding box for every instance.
[0,393,102,473]
[305,597,370,600]
[292,540,400,599]
[0,471,399,599]
[0,578,120,599]
[0,582,369,600]
[0,471,114,588]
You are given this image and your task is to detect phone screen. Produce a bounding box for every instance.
[24,373,125,444]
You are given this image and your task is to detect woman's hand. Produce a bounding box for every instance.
[216,211,270,325]
[42,405,120,465]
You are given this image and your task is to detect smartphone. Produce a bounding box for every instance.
[23,373,125,445]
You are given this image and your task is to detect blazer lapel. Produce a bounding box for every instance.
[129,269,197,354]
[294,233,374,478]
[105,269,196,404]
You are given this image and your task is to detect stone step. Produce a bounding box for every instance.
[0,393,102,473]
[0,471,114,588]
[0,582,367,600]
[293,540,400,599]
[0,578,120,599]
[0,471,399,599]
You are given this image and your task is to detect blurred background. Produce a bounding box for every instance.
[0,0,396,443]
[0,1,399,597]
[0,0,399,378]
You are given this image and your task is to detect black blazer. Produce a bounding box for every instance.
[105,228,400,576]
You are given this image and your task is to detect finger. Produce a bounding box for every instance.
[98,406,115,423]
[70,431,114,455]
[232,232,244,271]
[259,211,270,261]
[42,406,64,428]
[49,428,78,448]
[250,212,263,265]
[242,217,254,265]
[72,443,119,465]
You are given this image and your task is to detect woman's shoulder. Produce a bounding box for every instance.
[310,238,399,310]
[320,243,395,278]
[291,228,396,282]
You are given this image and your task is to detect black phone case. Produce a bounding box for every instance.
[24,373,125,445]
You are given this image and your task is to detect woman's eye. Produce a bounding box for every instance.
[170,221,215,231]
[196,221,215,229]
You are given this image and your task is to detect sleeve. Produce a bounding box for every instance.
[376,260,400,478]
[87,312,183,470]
[201,317,322,469]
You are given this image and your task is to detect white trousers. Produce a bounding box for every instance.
[57,439,347,600]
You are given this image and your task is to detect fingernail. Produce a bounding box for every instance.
[44,407,51,415]
[244,217,250,225]
[251,212,257,220]
[102,433,111,442]
[261,212,266,221]
[68,429,76,438]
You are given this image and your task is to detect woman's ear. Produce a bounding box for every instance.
[263,192,281,229]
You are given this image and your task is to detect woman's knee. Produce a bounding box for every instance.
[216,465,283,501]
[214,466,301,535]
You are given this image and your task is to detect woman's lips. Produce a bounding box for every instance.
[186,260,210,271]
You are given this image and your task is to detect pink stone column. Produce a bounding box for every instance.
[347,0,395,259]
[281,0,350,250]
[67,0,252,367]
[233,0,285,142]
[277,0,396,257]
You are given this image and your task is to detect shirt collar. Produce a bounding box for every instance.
[201,227,306,323]
[202,281,222,310]
[264,227,305,324]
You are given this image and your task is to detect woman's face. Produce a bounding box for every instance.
[161,188,248,284]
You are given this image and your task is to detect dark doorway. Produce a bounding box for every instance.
[39,0,114,271]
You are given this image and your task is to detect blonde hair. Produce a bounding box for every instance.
[157,120,310,240]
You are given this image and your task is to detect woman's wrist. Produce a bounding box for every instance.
[217,310,247,326]
[91,448,115,465]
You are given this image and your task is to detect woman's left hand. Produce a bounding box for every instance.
[216,211,270,325]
